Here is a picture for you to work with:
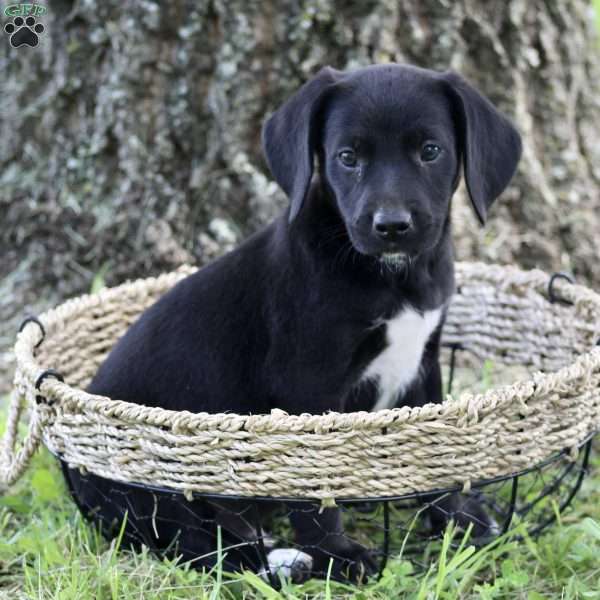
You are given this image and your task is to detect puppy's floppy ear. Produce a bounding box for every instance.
[442,71,522,225]
[262,66,340,223]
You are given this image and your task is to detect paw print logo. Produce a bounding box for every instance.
[4,15,44,48]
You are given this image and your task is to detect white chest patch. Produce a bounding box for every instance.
[362,306,442,411]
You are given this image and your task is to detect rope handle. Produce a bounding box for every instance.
[0,319,60,490]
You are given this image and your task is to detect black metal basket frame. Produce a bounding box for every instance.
[24,271,598,586]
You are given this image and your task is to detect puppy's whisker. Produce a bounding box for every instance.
[342,241,356,270]
[339,242,355,271]
[331,239,355,271]
[319,227,350,250]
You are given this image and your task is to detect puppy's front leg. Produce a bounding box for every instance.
[287,502,376,582]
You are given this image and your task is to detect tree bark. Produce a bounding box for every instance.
[1,0,599,390]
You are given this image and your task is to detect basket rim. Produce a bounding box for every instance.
[51,429,597,503]
[14,261,600,435]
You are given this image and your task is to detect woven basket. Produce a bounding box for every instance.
[4,262,600,504]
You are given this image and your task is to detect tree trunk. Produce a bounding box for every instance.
[1,0,599,390]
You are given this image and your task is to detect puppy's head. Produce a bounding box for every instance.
[262,64,522,261]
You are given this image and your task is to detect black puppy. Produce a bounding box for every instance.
[62,63,521,581]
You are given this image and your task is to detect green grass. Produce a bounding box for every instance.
[593,0,600,38]
[2,396,600,599]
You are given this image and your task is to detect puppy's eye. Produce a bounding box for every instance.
[420,144,442,162]
[338,150,357,168]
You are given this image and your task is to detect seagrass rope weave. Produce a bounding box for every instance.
[3,262,600,504]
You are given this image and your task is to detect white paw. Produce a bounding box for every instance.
[472,514,501,544]
[486,515,501,538]
[259,548,314,583]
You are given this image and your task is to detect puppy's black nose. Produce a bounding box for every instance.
[372,210,413,240]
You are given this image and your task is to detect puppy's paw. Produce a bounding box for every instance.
[339,543,378,583]
[428,492,500,545]
[468,512,500,546]
[259,548,313,583]
[312,538,377,583]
